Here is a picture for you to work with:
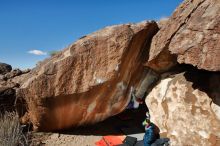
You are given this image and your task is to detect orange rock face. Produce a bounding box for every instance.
[147,0,220,72]
[17,21,158,131]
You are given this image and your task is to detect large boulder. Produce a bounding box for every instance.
[0,63,12,75]
[146,71,220,146]
[17,21,159,131]
[147,0,220,72]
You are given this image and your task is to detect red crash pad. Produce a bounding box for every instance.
[95,135,125,146]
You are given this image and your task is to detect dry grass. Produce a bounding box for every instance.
[0,112,28,146]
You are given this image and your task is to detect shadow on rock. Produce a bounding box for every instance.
[58,104,148,136]
[183,65,220,107]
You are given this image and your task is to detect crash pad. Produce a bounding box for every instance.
[95,135,125,146]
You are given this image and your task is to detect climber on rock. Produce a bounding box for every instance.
[127,86,144,109]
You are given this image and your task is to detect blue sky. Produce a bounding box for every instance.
[0,0,183,69]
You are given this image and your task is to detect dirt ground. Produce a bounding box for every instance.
[31,104,148,146]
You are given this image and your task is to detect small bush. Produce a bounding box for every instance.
[49,51,59,57]
[0,112,27,146]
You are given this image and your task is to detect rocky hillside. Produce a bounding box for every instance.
[1,0,219,145]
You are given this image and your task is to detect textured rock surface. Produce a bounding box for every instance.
[0,63,12,75]
[157,17,169,30]
[17,21,159,131]
[146,71,220,146]
[0,81,17,111]
[4,69,22,79]
[0,67,30,112]
[147,0,220,72]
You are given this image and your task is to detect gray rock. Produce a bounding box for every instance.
[5,69,22,79]
[0,63,12,75]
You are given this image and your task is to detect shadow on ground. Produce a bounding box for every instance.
[58,104,148,136]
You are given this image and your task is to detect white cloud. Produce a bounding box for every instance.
[28,50,47,55]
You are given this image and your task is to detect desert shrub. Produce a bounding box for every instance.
[49,50,59,57]
[0,112,27,146]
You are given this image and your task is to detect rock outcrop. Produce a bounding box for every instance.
[0,80,17,111]
[144,0,220,145]
[147,0,220,72]
[0,67,30,112]
[17,21,159,131]
[146,70,220,146]
[1,1,218,145]
[0,63,12,75]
